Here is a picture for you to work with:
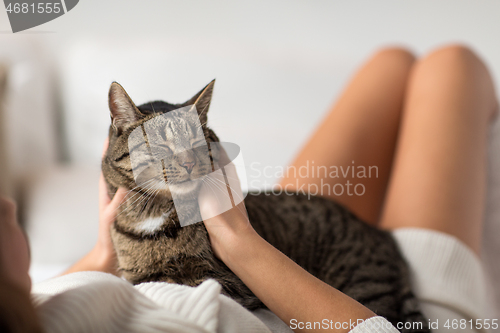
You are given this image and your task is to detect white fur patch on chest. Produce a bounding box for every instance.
[133,209,173,234]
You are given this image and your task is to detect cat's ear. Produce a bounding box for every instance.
[108,82,143,134]
[184,79,215,125]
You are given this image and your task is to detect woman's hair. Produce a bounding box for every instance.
[0,276,42,333]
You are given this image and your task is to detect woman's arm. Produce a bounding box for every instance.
[198,154,375,333]
[202,204,375,333]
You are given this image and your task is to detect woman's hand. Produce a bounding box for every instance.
[89,173,128,274]
[198,146,256,261]
[63,139,127,276]
[200,199,255,261]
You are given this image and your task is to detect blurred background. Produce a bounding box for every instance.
[1,0,500,316]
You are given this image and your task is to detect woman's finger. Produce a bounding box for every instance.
[102,137,110,158]
[107,187,128,213]
[99,138,111,208]
[99,173,111,208]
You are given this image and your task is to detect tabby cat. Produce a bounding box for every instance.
[102,80,429,333]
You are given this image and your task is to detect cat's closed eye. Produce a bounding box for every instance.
[150,144,173,158]
[192,139,207,148]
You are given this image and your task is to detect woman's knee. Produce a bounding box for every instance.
[426,44,492,78]
[410,44,498,118]
[369,46,416,71]
[418,44,490,80]
[427,44,482,63]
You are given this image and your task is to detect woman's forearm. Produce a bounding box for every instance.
[61,244,117,276]
[219,227,375,333]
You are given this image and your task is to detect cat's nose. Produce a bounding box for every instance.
[181,162,195,174]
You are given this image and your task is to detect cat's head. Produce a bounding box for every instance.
[102,80,219,200]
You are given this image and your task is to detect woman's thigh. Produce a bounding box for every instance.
[380,44,499,255]
[280,47,415,224]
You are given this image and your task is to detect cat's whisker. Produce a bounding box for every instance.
[119,178,157,202]
[121,191,156,217]
[150,102,157,115]
[207,175,241,189]
[204,175,245,203]
[114,179,159,214]
[202,176,228,192]
[148,188,161,209]
[122,179,157,202]
[200,178,228,207]
[138,188,158,216]
[195,120,208,129]
[118,181,161,217]
[127,184,160,213]
[126,180,154,193]
[215,174,240,181]
[144,184,162,205]
[202,177,234,203]
[197,102,210,121]
[211,177,241,195]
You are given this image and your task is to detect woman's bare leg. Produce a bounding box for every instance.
[280,48,415,225]
[380,45,499,254]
